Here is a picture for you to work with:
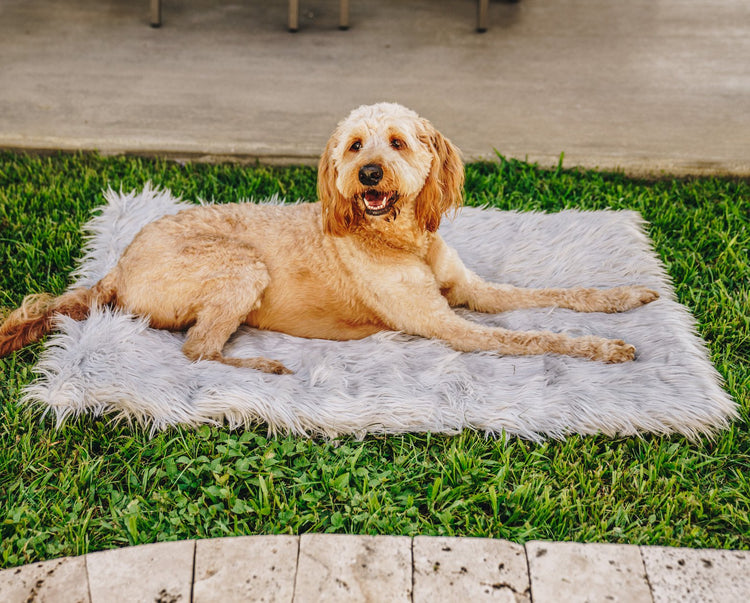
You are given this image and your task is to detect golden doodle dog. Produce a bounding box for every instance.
[0,103,658,373]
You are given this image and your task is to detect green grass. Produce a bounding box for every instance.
[1,151,748,568]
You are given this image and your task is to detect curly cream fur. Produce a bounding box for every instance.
[0,103,658,371]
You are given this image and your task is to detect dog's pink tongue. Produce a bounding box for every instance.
[365,190,387,204]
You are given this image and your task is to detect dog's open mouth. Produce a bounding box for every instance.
[361,190,399,216]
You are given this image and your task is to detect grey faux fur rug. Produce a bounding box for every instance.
[23,186,736,440]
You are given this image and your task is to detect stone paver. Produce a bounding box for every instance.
[641,546,750,603]
[193,535,299,603]
[526,541,652,603]
[4,536,750,602]
[86,540,194,603]
[294,534,411,602]
[413,536,530,602]
[0,555,90,603]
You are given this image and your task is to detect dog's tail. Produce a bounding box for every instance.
[0,277,116,357]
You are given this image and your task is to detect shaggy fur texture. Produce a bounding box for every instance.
[0,103,658,368]
[22,187,736,439]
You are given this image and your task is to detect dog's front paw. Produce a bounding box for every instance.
[573,336,636,363]
[602,340,636,363]
[612,286,659,312]
[632,286,660,307]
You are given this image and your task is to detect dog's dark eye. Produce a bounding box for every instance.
[390,138,405,150]
[349,141,362,152]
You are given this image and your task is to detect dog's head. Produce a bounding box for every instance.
[318,103,464,236]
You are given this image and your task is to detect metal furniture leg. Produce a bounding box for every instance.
[289,0,299,32]
[340,0,350,30]
[477,0,488,32]
[150,0,161,28]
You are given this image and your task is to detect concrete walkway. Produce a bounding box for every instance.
[2,535,749,602]
[1,0,749,176]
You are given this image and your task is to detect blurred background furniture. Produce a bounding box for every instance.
[149,1,494,32]
[477,0,488,32]
[149,0,350,31]
[288,0,350,31]
[150,0,161,27]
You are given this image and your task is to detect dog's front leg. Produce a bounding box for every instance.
[367,274,637,363]
[427,235,659,313]
[451,279,659,314]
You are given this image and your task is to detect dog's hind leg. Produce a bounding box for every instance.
[178,254,291,375]
[183,306,292,374]
[114,229,292,374]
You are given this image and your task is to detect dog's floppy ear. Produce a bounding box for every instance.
[415,120,464,233]
[319,134,357,237]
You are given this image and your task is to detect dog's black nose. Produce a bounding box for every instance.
[359,164,383,186]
